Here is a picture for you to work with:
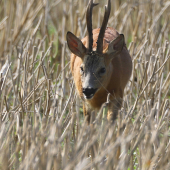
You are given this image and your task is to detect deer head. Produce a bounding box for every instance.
[66,0,125,100]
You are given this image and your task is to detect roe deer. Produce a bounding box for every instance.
[66,0,132,124]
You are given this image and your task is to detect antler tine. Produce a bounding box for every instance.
[96,0,111,53]
[86,0,99,52]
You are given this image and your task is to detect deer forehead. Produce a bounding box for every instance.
[83,54,105,71]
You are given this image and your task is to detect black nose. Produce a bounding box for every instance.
[82,88,97,98]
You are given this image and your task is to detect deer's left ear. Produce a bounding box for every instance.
[66,31,87,58]
[106,34,125,60]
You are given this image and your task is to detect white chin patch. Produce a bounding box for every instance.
[84,94,94,100]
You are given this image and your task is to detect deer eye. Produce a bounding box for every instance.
[100,68,106,74]
[80,66,84,74]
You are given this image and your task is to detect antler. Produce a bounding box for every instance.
[86,0,99,52]
[96,0,111,53]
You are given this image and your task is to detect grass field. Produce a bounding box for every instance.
[0,0,170,169]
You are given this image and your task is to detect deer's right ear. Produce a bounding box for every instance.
[66,32,87,58]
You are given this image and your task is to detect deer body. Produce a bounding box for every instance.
[67,0,132,124]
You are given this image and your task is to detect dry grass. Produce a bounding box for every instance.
[0,0,170,169]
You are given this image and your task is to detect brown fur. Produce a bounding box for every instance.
[70,27,132,123]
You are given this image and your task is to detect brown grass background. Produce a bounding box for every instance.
[0,0,170,169]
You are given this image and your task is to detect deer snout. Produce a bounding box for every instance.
[82,87,98,100]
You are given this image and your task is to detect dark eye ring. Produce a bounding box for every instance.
[80,66,84,73]
[100,68,106,74]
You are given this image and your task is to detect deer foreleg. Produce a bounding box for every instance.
[107,97,122,123]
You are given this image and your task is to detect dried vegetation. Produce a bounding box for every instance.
[0,0,170,169]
